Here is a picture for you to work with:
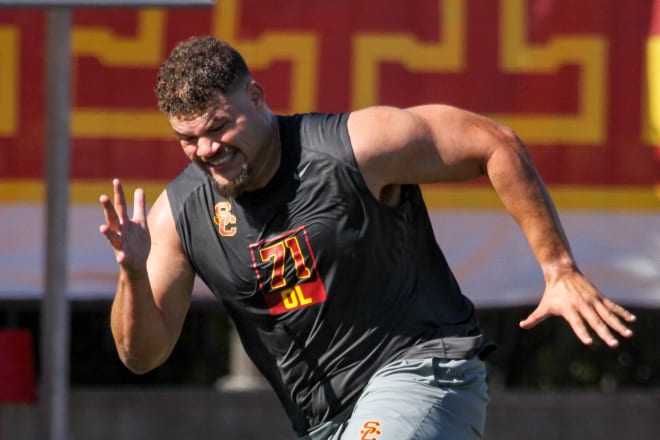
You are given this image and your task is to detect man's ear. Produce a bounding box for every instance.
[246,80,265,107]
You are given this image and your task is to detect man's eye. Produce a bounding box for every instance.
[179,137,197,147]
[210,123,227,133]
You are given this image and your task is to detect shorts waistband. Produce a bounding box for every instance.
[402,334,495,360]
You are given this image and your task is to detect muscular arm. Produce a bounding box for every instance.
[348,104,635,346]
[100,180,195,373]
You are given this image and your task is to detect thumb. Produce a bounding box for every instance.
[519,307,548,330]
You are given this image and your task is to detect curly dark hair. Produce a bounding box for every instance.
[155,36,250,117]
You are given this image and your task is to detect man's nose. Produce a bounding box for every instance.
[197,137,220,157]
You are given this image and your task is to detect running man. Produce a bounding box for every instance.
[100,36,635,439]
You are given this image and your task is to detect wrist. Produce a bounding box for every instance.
[541,254,578,283]
[119,265,149,283]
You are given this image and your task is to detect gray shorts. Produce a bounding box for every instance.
[300,356,489,440]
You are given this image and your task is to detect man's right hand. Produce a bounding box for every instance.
[99,178,151,277]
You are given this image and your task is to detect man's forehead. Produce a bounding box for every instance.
[171,101,231,124]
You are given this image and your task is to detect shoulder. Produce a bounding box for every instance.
[291,112,351,145]
[346,104,496,164]
[346,105,463,196]
[346,106,429,174]
[347,105,451,149]
[278,112,349,134]
[166,164,208,220]
[148,189,173,229]
[279,112,355,166]
[147,188,183,252]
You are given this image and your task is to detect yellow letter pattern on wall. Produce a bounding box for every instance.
[351,0,466,110]
[0,26,17,137]
[494,0,607,144]
[351,0,607,145]
[644,32,660,145]
[212,0,319,115]
[68,0,319,139]
[71,9,171,139]
[72,9,165,66]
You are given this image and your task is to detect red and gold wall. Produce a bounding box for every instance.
[0,0,658,303]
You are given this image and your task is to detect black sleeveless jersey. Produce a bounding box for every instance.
[167,112,480,435]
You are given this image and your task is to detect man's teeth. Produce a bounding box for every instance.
[208,150,234,166]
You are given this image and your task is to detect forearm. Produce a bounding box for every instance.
[110,269,174,374]
[486,132,576,281]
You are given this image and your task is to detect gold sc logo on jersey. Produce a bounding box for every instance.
[213,201,237,237]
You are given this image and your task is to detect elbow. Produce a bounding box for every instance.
[119,351,162,375]
[470,119,530,178]
[491,125,533,164]
[495,124,525,153]
[110,315,173,375]
[482,124,538,179]
[126,365,155,376]
[115,342,167,375]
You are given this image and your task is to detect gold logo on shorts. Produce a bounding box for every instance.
[360,420,381,440]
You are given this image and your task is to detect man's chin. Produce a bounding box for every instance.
[208,171,249,198]
[213,181,243,198]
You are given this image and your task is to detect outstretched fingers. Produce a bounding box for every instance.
[574,298,615,346]
[577,294,635,347]
[113,178,129,223]
[595,298,635,338]
[519,302,595,345]
[99,190,123,251]
[99,179,151,272]
[100,192,119,229]
[519,277,636,349]
[99,178,132,251]
[100,178,128,230]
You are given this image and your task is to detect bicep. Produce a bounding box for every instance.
[146,190,195,339]
[349,105,514,192]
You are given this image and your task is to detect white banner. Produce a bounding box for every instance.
[0,205,658,307]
